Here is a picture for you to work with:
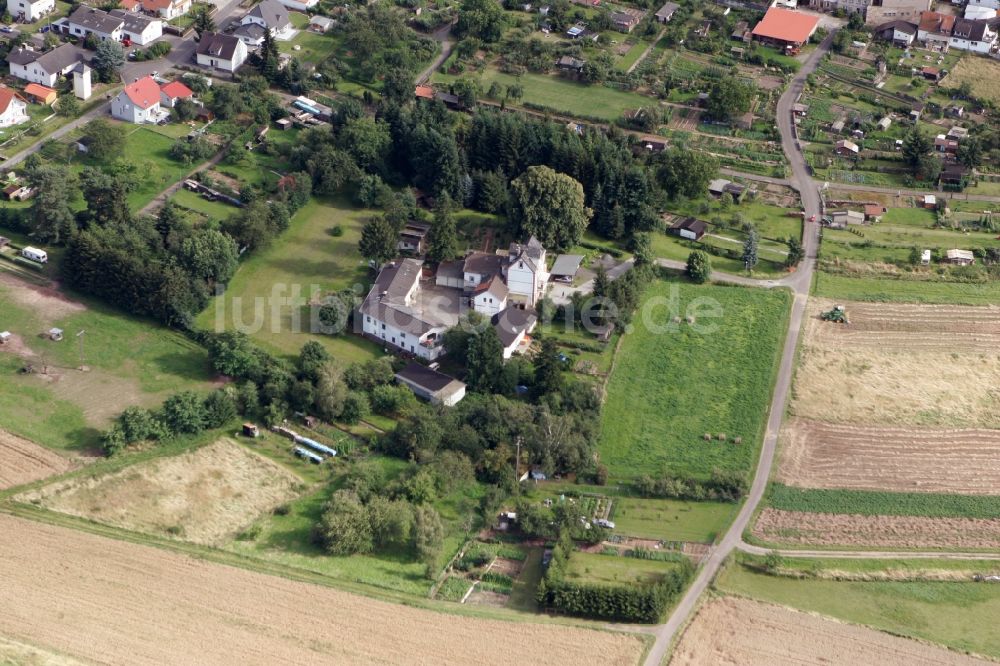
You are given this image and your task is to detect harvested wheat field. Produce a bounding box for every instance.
[20,439,301,545]
[753,508,1000,550]
[778,418,1000,494]
[793,299,1000,428]
[0,429,72,491]
[0,635,84,666]
[670,596,986,666]
[0,514,644,666]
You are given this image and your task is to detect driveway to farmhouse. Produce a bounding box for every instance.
[641,28,835,666]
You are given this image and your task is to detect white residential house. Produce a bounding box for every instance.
[112,75,167,124]
[142,0,191,20]
[238,0,293,41]
[949,18,997,53]
[66,6,124,42]
[7,0,55,22]
[0,88,29,128]
[158,80,194,107]
[493,308,538,360]
[503,236,548,306]
[471,275,508,317]
[110,9,163,45]
[195,32,248,72]
[6,44,83,87]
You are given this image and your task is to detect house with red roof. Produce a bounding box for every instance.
[142,0,190,20]
[23,83,57,105]
[159,80,194,108]
[751,7,820,52]
[112,76,167,124]
[0,87,28,128]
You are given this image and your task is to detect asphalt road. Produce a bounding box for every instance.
[640,31,835,666]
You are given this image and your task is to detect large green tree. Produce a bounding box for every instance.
[179,229,239,284]
[510,166,592,251]
[466,326,504,393]
[655,148,718,200]
[901,127,933,174]
[426,193,458,263]
[706,77,755,122]
[359,215,398,268]
[456,0,506,42]
[686,250,711,283]
[27,165,76,244]
[92,40,125,82]
[83,119,126,161]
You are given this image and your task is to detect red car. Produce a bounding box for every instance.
[808,214,816,222]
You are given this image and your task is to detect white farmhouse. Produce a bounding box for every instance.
[503,236,548,306]
[142,0,191,20]
[6,44,83,87]
[112,75,167,124]
[0,88,29,128]
[471,275,508,317]
[949,18,997,53]
[195,32,248,72]
[7,0,55,22]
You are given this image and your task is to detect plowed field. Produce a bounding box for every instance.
[0,430,72,491]
[778,418,1000,494]
[670,596,987,665]
[0,514,644,666]
[752,508,1000,550]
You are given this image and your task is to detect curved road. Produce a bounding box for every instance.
[641,31,835,666]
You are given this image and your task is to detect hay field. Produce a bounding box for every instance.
[778,418,1000,494]
[670,596,986,666]
[752,508,1000,550]
[0,430,72,491]
[791,299,1000,428]
[21,439,302,545]
[945,56,1000,105]
[0,514,645,666]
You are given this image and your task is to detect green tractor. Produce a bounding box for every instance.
[821,305,849,324]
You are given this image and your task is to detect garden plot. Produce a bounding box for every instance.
[0,429,73,491]
[779,418,1000,495]
[752,508,1000,550]
[671,596,987,666]
[20,439,303,545]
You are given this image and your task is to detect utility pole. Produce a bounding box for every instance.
[76,329,86,369]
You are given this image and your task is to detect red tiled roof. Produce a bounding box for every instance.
[121,0,142,9]
[0,86,25,114]
[124,75,161,109]
[414,84,434,99]
[23,83,56,101]
[159,80,193,99]
[918,11,955,35]
[751,7,820,44]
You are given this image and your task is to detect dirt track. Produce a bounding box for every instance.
[0,430,72,491]
[0,514,644,665]
[753,508,1000,550]
[779,418,1000,494]
[670,596,987,666]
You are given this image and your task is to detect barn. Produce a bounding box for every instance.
[670,217,707,241]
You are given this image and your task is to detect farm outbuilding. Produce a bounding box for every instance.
[945,249,974,265]
[395,361,466,406]
[670,217,708,240]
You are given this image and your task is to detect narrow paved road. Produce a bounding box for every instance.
[738,543,1000,560]
[0,100,111,170]
[414,24,454,85]
[641,30,835,666]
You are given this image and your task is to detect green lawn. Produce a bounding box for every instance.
[612,497,736,543]
[432,68,653,122]
[565,552,684,586]
[170,187,239,223]
[812,272,1000,306]
[195,196,383,365]
[0,280,215,451]
[508,548,544,612]
[716,562,1000,659]
[615,39,652,72]
[599,280,791,480]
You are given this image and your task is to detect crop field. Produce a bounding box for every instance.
[0,275,215,451]
[751,508,1000,550]
[813,272,1000,306]
[778,418,1000,495]
[791,299,1000,429]
[600,280,790,480]
[20,439,303,545]
[0,514,645,666]
[564,552,684,586]
[611,498,735,543]
[196,196,383,365]
[944,56,1000,105]
[0,429,73,491]
[715,564,1000,660]
[765,484,1000,519]
[0,635,81,666]
[671,596,989,665]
